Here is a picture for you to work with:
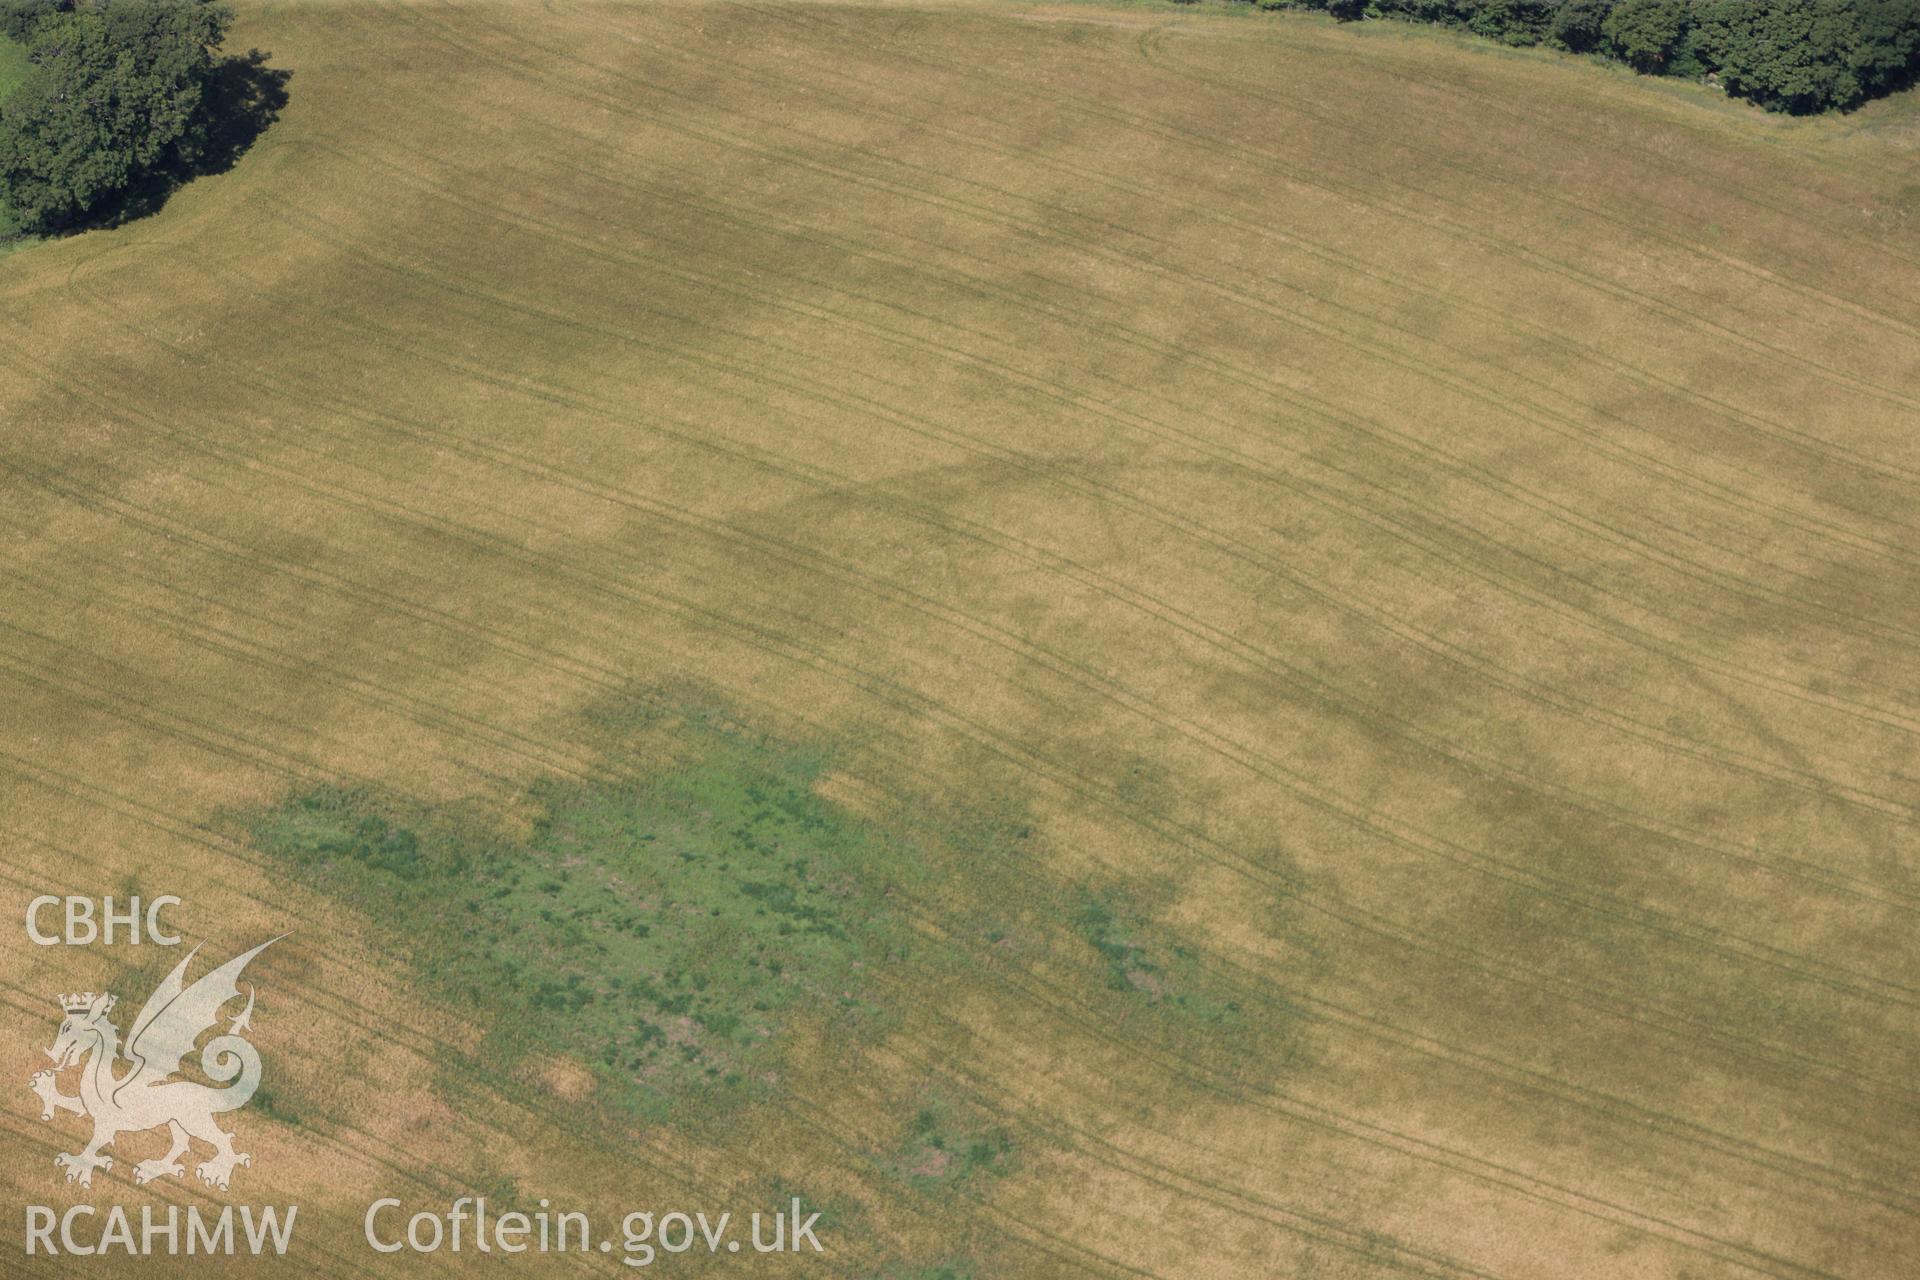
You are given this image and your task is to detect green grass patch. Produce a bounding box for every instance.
[886,1095,1015,1189]
[245,729,916,1122]
[1074,889,1241,1021]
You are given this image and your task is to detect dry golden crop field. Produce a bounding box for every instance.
[2,1,1918,1276]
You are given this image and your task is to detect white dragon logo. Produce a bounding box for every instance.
[28,938,279,1192]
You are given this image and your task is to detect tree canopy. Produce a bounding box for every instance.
[0,0,234,233]
[1602,0,1691,71]
[1694,0,1920,111]
[1274,0,1920,113]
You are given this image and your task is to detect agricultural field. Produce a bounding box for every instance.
[2,0,1918,1277]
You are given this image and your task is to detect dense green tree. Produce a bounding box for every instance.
[1272,0,1920,112]
[1382,0,1461,24]
[1851,0,1920,96]
[1858,0,1920,90]
[0,0,66,43]
[1461,0,1554,45]
[1548,0,1613,52]
[0,0,232,232]
[1695,0,1920,111]
[1602,0,1688,70]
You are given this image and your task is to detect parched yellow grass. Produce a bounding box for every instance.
[1,0,1917,1275]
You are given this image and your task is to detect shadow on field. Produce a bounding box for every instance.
[196,49,294,176]
[83,49,291,230]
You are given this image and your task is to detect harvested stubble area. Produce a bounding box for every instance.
[2,0,1918,1276]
